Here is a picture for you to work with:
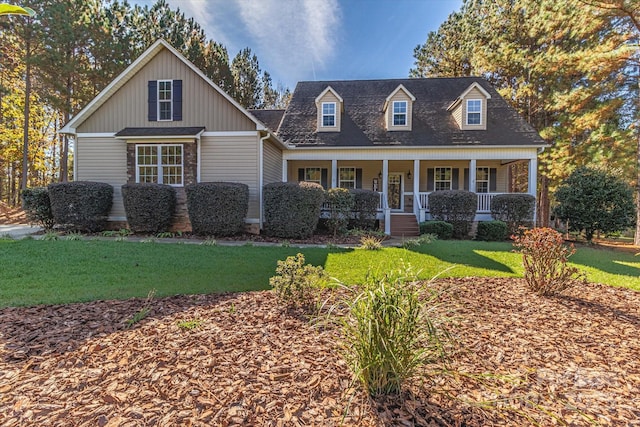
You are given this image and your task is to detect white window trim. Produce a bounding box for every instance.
[434,166,452,191]
[466,99,482,126]
[321,102,336,127]
[476,167,490,193]
[135,143,184,186]
[304,167,322,185]
[338,166,356,189]
[158,79,173,122]
[392,100,408,126]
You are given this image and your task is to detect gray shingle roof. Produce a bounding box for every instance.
[276,77,545,147]
[248,109,285,132]
[115,127,205,137]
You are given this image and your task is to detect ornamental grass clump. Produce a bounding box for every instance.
[512,227,586,296]
[269,253,328,312]
[341,264,446,396]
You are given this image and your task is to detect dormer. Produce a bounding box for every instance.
[383,84,415,131]
[315,86,343,132]
[447,82,491,130]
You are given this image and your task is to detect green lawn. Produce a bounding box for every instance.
[0,239,638,308]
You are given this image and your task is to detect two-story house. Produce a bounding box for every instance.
[60,39,546,236]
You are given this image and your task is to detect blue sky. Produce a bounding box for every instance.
[138,0,463,89]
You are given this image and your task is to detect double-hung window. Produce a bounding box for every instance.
[434,167,452,191]
[339,167,356,189]
[321,102,336,127]
[392,101,407,126]
[466,99,481,125]
[136,144,183,186]
[304,167,322,185]
[158,80,173,121]
[476,167,489,193]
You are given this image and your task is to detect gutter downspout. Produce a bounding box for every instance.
[259,132,270,231]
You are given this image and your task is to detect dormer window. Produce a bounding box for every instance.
[322,102,336,127]
[466,99,482,125]
[393,101,407,126]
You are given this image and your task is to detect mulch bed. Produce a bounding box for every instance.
[1,278,639,426]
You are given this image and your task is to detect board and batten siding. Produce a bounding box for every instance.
[77,49,256,134]
[200,135,260,220]
[262,140,282,185]
[75,137,127,220]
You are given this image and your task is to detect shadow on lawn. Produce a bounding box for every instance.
[569,246,640,278]
[407,242,516,274]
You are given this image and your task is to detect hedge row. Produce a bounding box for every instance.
[47,181,113,232]
[263,181,325,239]
[186,182,249,236]
[122,183,176,233]
[428,190,477,238]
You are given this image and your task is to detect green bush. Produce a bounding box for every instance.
[428,190,477,238]
[186,182,249,236]
[269,253,327,312]
[340,264,446,396]
[121,183,176,233]
[490,194,535,234]
[351,189,379,230]
[21,187,55,230]
[419,220,453,240]
[554,166,636,242]
[326,187,354,236]
[47,181,113,232]
[512,227,585,296]
[476,220,508,241]
[263,181,325,239]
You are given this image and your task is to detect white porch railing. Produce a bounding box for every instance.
[322,192,385,211]
[418,192,508,214]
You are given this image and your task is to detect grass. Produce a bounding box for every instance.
[0,239,638,308]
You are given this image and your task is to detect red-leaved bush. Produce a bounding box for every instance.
[512,227,585,296]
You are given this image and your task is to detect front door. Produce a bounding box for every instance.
[387,173,403,210]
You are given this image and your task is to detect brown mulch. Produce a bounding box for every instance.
[0,202,26,225]
[1,279,639,426]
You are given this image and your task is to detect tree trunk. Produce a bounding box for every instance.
[21,37,31,192]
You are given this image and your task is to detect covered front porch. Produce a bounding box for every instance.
[282,150,538,236]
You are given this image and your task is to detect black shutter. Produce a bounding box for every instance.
[148,80,157,121]
[298,168,305,182]
[490,168,497,192]
[464,168,469,191]
[452,168,459,190]
[427,168,434,191]
[356,168,362,189]
[172,80,182,121]
[321,169,328,189]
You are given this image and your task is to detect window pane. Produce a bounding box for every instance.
[393,101,406,114]
[467,100,481,125]
[339,167,355,189]
[159,101,171,120]
[322,103,335,115]
[305,168,321,183]
[434,167,452,191]
[323,115,335,127]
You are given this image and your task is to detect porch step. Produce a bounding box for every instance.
[390,214,420,237]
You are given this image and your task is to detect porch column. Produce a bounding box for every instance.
[382,160,390,235]
[282,159,288,182]
[528,158,537,196]
[469,159,476,192]
[331,159,338,188]
[413,159,420,217]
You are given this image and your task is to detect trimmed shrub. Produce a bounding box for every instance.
[490,194,535,234]
[428,190,477,238]
[351,189,380,230]
[48,181,113,232]
[512,227,585,296]
[326,187,354,236]
[121,183,176,233]
[476,220,508,241]
[269,253,327,312]
[21,187,55,230]
[263,181,325,239]
[186,182,249,236]
[419,220,453,240]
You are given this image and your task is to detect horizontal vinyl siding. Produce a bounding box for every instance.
[200,135,260,219]
[263,140,282,184]
[76,137,127,219]
[77,49,255,133]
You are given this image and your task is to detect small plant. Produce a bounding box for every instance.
[280,240,291,248]
[359,235,383,250]
[200,238,218,246]
[476,220,508,241]
[156,231,174,238]
[177,318,203,330]
[0,233,14,241]
[243,241,254,247]
[125,289,156,328]
[65,231,83,241]
[269,253,328,311]
[512,227,586,296]
[115,235,128,242]
[340,264,447,396]
[102,228,131,237]
[42,231,60,241]
[141,238,157,243]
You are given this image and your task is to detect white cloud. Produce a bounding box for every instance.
[167,0,342,86]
